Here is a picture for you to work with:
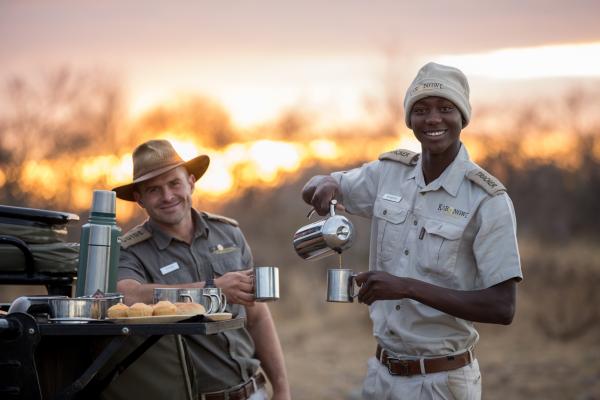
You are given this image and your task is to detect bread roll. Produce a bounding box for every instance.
[152,300,177,316]
[107,303,129,319]
[127,302,153,317]
[175,302,206,316]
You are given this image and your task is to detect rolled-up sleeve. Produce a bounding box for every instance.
[331,160,381,218]
[473,192,523,288]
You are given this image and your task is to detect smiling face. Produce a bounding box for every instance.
[133,166,196,228]
[410,96,463,159]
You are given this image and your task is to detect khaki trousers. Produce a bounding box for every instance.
[361,357,482,400]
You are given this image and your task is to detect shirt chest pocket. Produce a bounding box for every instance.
[416,220,464,279]
[373,200,408,262]
[209,244,243,276]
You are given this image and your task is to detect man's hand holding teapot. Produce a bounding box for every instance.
[301,175,345,216]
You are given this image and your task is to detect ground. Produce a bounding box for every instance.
[268,238,600,399]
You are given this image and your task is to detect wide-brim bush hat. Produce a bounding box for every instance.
[112,139,209,201]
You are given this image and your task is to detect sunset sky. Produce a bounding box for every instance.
[2,0,600,128]
[2,0,600,215]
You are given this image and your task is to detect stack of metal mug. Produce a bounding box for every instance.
[152,266,280,314]
[153,287,227,314]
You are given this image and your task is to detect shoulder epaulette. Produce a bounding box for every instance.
[378,149,420,166]
[202,211,239,227]
[120,224,152,249]
[466,167,506,196]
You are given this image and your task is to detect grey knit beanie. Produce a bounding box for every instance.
[404,62,471,128]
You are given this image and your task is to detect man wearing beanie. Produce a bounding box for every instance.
[302,62,522,399]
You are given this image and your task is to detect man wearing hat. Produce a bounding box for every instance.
[302,62,522,399]
[105,139,290,400]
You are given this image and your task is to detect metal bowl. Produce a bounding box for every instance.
[49,293,123,320]
[8,295,67,315]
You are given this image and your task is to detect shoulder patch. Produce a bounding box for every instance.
[466,168,506,196]
[378,149,420,166]
[202,211,239,227]
[120,224,152,249]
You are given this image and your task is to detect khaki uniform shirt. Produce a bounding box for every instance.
[332,144,522,357]
[118,209,259,392]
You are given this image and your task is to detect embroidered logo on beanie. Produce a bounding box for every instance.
[404,62,471,129]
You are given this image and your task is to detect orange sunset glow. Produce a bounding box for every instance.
[12,134,401,220]
[9,124,596,222]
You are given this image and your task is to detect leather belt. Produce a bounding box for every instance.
[200,372,266,400]
[376,345,473,376]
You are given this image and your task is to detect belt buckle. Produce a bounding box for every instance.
[250,376,258,394]
[387,358,410,376]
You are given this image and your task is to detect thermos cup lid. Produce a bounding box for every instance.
[88,224,111,246]
[91,190,116,215]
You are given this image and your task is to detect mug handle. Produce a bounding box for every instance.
[351,274,361,299]
[219,293,228,313]
[204,294,216,314]
[209,293,227,313]
[179,293,193,303]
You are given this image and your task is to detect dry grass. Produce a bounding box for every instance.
[267,237,600,399]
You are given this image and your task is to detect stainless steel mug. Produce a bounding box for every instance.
[254,266,279,302]
[327,269,359,303]
[293,200,355,261]
[153,287,226,313]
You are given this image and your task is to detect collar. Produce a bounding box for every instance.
[148,209,209,250]
[408,144,470,197]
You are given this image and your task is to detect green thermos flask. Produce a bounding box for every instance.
[75,190,121,296]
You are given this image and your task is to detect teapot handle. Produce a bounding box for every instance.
[329,199,338,216]
[306,199,338,219]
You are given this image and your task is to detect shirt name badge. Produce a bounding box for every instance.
[382,193,402,203]
[160,262,180,275]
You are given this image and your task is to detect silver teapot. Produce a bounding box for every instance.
[293,200,355,260]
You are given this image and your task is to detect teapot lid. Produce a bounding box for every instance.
[322,214,354,250]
